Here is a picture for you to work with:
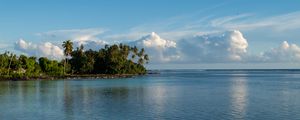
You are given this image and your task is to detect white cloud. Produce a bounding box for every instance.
[131,32,180,63]
[139,32,176,48]
[178,30,248,63]
[15,39,64,60]
[261,41,300,62]
[130,30,249,63]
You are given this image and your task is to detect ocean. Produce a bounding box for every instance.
[0,69,300,120]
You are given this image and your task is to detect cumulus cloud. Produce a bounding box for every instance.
[15,39,64,60]
[178,30,248,63]
[261,41,300,62]
[137,32,176,48]
[131,32,180,63]
[129,31,300,64]
[129,30,249,63]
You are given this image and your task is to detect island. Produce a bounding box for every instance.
[0,40,149,80]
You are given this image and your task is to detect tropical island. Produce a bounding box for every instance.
[0,40,149,80]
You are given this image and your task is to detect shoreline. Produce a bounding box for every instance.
[0,70,160,81]
[0,74,145,81]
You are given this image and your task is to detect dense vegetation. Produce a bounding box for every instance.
[0,40,149,80]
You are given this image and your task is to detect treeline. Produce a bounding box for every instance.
[0,40,149,80]
[0,52,64,79]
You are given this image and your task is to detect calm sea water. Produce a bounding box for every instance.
[1,69,300,120]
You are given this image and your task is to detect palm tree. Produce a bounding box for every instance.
[130,46,138,62]
[133,46,138,55]
[138,48,145,57]
[7,52,13,76]
[138,58,144,65]
[62,40,73,75]
[144,54,149,64]
[136,48,147,65]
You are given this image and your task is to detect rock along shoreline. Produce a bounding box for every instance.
[0,71,160,81]
[0,74,142,81]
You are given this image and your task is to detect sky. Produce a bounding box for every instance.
[1,0,300,69]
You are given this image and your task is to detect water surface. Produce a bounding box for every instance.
[1,69,300,120]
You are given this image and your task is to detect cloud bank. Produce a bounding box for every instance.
[178,30,248,63]
[129,30,249,63]
[261,41,300,62]
[14,30,300,64]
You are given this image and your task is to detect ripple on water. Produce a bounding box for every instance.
[0,70,300,119]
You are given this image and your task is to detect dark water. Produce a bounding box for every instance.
[1,70,300,120]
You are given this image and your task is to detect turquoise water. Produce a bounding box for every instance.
[1,70,300,120]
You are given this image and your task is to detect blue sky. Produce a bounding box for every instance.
[2,0,300,69]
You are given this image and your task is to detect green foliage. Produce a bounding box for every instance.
[0,52,43,78]
[70,43,149,74]
[69,45,88,74]
[38,57,64,76]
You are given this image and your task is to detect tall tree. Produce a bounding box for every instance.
[144,54,149,64]
[62,40,73,74]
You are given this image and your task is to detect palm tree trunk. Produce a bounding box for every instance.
[64,58,66,75]
[7,55,13,76]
